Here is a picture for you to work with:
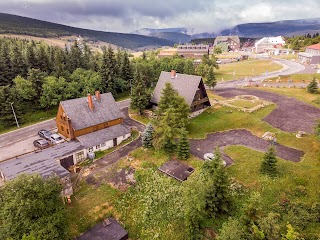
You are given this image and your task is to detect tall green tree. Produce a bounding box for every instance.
[260,146,278,177]
[13,75,36,100]
[130,70,150,115]
[27,68,47,104]
[176,128,190,160]
[68,40,82,72]
[307,77,318,93]
[201,149,231,217]
[0,174,67,240]
[11,43,27,78]
[70,68,103,95]
[0,43,12,86]
[100,46,117,97]
[206,66,217,90]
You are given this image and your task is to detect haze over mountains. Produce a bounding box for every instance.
[0,12,320,50]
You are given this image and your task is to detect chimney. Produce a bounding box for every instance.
[87,93,94,111]
[95,90,101,101]
[171,70,176,79]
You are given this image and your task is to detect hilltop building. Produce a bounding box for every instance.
[176,44,209,59]
[213,36,240,52]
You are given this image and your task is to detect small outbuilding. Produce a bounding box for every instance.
[77,218,128,240]
[158,160,194,182]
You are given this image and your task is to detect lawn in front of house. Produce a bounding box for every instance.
[216,59,283,81]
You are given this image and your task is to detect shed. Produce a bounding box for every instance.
[77,218,128,240]
[158,160,194,182]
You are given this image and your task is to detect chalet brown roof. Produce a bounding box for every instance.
[60,92,123,131]
[306,43,320,50]
[151,71,202,106]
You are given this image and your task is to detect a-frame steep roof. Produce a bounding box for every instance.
[60,92,123,131]
[151,71,203,106]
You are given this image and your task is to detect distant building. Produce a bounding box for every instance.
[176,44,209,59]
[158,48,178,58]
[151,70,211,116]
[298,43,320,64]
[213,36,240,52]
[254,36,285,53]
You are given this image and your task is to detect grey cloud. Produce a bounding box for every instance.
[0,0,319,33]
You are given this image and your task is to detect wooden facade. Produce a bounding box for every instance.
[190,81,211,112]
[56,92,124,140]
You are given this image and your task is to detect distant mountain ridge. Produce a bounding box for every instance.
[133,18,320,42]
[0,12,175,50]
[220,18,320,37]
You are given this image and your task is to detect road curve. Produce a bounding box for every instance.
[216,58,305,89]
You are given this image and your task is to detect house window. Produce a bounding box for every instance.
[88,147,93,152]
[96,144,101,150]
[101,142,106,147]
[67,129,69,134]
[75,151,85,162]
[61,126,64,132]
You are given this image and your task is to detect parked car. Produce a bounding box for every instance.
[50,133,64,144]
[216,59,221,64]
[33,139,50,149]
[38,129,52,140]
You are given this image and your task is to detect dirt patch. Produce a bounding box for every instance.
[190,129,304,165]
[215,88,320,133]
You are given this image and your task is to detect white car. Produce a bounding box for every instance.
[216,59,221,64]
[50,134,64,144]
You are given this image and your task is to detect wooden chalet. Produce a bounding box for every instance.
[56,91,131,153]
[150,70,211,114]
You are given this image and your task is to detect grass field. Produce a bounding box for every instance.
[227,99,265,109]
[268,73,320,83]
[216,59,283,81]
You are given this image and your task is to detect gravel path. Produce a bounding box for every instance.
[215,88,320,133]
[190,129,304,165]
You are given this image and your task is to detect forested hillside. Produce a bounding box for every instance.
[0,37,216,131]
[0,13,174,50]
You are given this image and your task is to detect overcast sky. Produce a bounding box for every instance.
[1,0,319,33]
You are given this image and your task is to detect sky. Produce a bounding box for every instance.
[1,0,319,34]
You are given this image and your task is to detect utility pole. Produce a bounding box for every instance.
[11,102,19,128]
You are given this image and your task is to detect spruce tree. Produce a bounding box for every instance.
[68,40,82,73]
[176,128,190,160]
[260,146,278,177]
[142,123,154,148]
[0,43,12,86]
[130,69,150,115]
[307,77,318,93]
[206,66,217,90]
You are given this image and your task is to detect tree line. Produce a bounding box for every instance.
[286,34,320,50]
[0,37,217,129]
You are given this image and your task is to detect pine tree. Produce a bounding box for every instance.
[100,46,117,97]
[10,43,27,78]
[130,70,150,115]
[201,149,231,217]
[0,43,12,86]
[176,128,190,160]
[120,51,133,83]
[68,40,82,73]
[142,123,154,148]
[307,77,318,93]
[206,66,217,90]
[260,146,278,177]
[315,119,320,139]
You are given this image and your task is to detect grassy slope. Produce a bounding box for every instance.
[0,13,174,50]
[216,59,283,81]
